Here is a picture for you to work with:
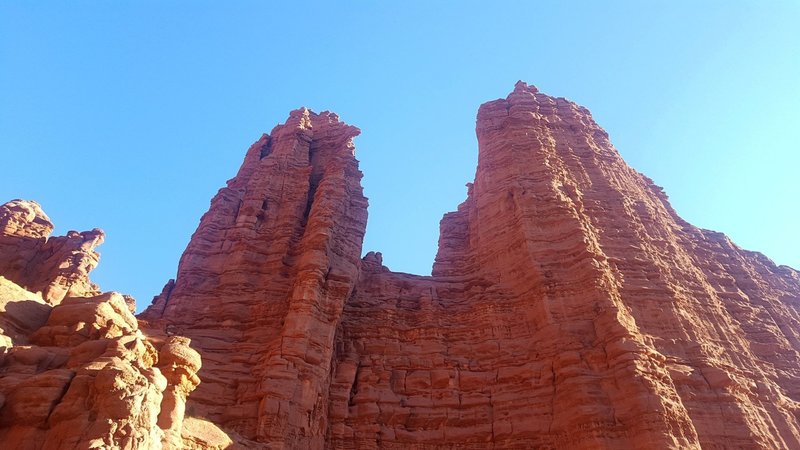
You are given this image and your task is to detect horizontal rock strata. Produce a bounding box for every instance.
[141,108,368,448]
[3,82,799,449]
[141,83,800,449]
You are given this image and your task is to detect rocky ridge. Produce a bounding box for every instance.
[0,199,103,304]
[2,82,799,449]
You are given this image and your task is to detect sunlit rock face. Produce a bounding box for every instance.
[0,199,103,305]
[3,82,799,449]
[142,82,800,449]
[0,202,222,449]
[140,108,369,448]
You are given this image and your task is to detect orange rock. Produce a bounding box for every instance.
[157,336,202,448]
[3,82,800,449]
[0,200,103,304]
[0,276,49,347]
[144,83,800,449]
[0,215,219,449]
[141,108,368,447]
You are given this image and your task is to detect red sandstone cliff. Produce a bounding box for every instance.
[2,82,800,449]
[139,82,800,449]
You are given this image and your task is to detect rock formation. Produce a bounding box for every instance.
[139,82,800,449]
[0,200,103,304]
[139,108,368,448]
[2,82,800,449]
[0,201,230,449]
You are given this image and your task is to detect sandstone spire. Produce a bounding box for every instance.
[141,108,369,447]
[340,83,800,448]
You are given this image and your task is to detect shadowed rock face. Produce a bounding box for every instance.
[140,83,800,449]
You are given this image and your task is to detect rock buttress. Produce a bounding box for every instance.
[141,108,369,448]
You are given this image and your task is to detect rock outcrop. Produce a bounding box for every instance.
[0,201,224,449]
[140,82,800,449]
[0,200,103,304]
[3,82,800,449]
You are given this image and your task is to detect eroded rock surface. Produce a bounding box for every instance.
[3,82,800,449]
[329,83,800,448]
[141,83,800,449]
[140,108,368,448]
[0,203,218,449]
[0,200,103,304]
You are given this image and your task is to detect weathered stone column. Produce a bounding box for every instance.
[157,336,201,449]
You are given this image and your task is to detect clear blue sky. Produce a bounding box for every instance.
[1,2,798,311]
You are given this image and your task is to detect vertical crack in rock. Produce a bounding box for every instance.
[259,135,273,159]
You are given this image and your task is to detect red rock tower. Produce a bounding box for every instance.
[143,83,800,449]
[141,108,369,447]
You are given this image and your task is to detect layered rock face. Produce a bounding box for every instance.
[329,83,800,449]
[0,201,228,449]
[141,83,800,449]
[140,108,368,448]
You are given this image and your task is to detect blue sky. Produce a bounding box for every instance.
[1,2,798,310]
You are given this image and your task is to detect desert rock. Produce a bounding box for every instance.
[141,108,368,447]
[142,83,800,449]
[0,200,103,304]
[2,82,799,449]
[0,204,218,449]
